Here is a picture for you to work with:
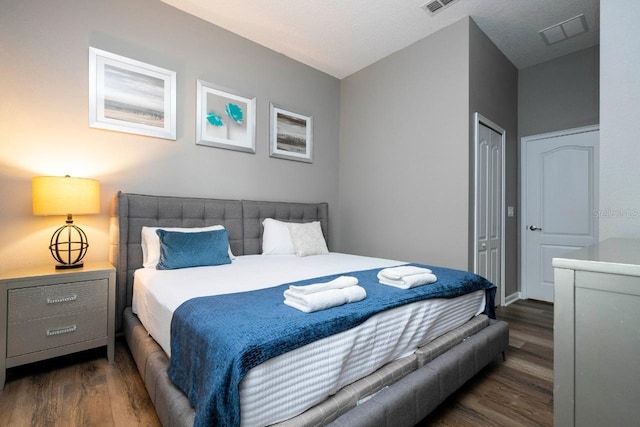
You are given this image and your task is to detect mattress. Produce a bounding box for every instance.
[132,253,485,426]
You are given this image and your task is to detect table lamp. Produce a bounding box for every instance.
[32,175,100,269]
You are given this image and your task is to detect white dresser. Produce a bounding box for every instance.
[552,238,640,426]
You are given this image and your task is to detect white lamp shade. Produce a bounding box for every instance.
[32,176,100,216]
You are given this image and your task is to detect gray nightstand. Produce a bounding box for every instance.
[0,261,115,389]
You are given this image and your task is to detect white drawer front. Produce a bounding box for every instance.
[7,310,108,357]
[8,279,108,323]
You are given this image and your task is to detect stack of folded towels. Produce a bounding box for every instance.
[377,266,438,289]
[283,276,366,313]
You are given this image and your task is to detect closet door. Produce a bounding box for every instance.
[475,114,504,305]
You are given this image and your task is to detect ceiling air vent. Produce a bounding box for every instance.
[539,14,589,46]
[422,0,458,15]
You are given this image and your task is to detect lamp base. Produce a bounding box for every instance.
[49,220,89,268]
[55,261,84,270]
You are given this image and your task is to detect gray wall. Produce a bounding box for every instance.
[468,20,519,297]
[599,1,640,239]
[519,46,599,139]
[338,18,471,269]
[338,16,519,282]
[0,0,341,271]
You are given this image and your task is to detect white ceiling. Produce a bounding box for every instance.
[161,0,600,79]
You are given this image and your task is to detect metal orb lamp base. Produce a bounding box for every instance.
[49,214,89,269]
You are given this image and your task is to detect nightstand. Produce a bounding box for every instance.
[0,261,115,390]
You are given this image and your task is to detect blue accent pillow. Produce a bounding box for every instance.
[156,229,232,270]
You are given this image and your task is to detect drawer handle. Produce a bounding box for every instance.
[47,294,77,304]
[46,325,77,336]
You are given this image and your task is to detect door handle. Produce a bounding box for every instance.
[529,225,543,231]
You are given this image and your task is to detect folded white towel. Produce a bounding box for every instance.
[287,275,358,295]
[378,266,433,281]
[377,272,438,289]
[284,285,367,313]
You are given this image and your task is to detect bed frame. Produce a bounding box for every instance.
[109,192,508,427]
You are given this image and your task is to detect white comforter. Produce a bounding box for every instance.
[132,253,485,426]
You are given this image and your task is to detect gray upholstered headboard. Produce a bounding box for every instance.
[108,192,328,331]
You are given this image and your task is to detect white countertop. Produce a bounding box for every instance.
[552,238,640,276]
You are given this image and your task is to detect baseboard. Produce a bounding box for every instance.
[504,292,522,306]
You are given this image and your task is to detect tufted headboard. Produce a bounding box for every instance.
[109,192,328,331]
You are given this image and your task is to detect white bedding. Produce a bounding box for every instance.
[132,253,485,426]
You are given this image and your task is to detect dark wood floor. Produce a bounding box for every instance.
[419,299,554,426]
[0,342,160,426]
[0,299,553,426]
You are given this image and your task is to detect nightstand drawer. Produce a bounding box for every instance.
[8,279,108,323]
[7,310,108,357]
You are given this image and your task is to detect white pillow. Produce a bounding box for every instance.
[141,225,235,268]
[261,218,295,255]
[287,221,329,257]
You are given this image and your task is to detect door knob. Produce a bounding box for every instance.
[529,225,543,231]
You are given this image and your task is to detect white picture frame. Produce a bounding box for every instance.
[269,103,313,163]
[88,47,177,140]
[196,80,256,153]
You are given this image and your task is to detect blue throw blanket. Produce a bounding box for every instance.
[168,264,495,427]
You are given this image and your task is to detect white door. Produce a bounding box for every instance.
[522,126,599,302]
[474,114,504,305]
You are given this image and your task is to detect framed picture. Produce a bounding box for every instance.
[196,80,256,153]
[89,47,177,140]
[269,104,313,163]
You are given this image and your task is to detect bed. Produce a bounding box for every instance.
[109,192,509,427]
